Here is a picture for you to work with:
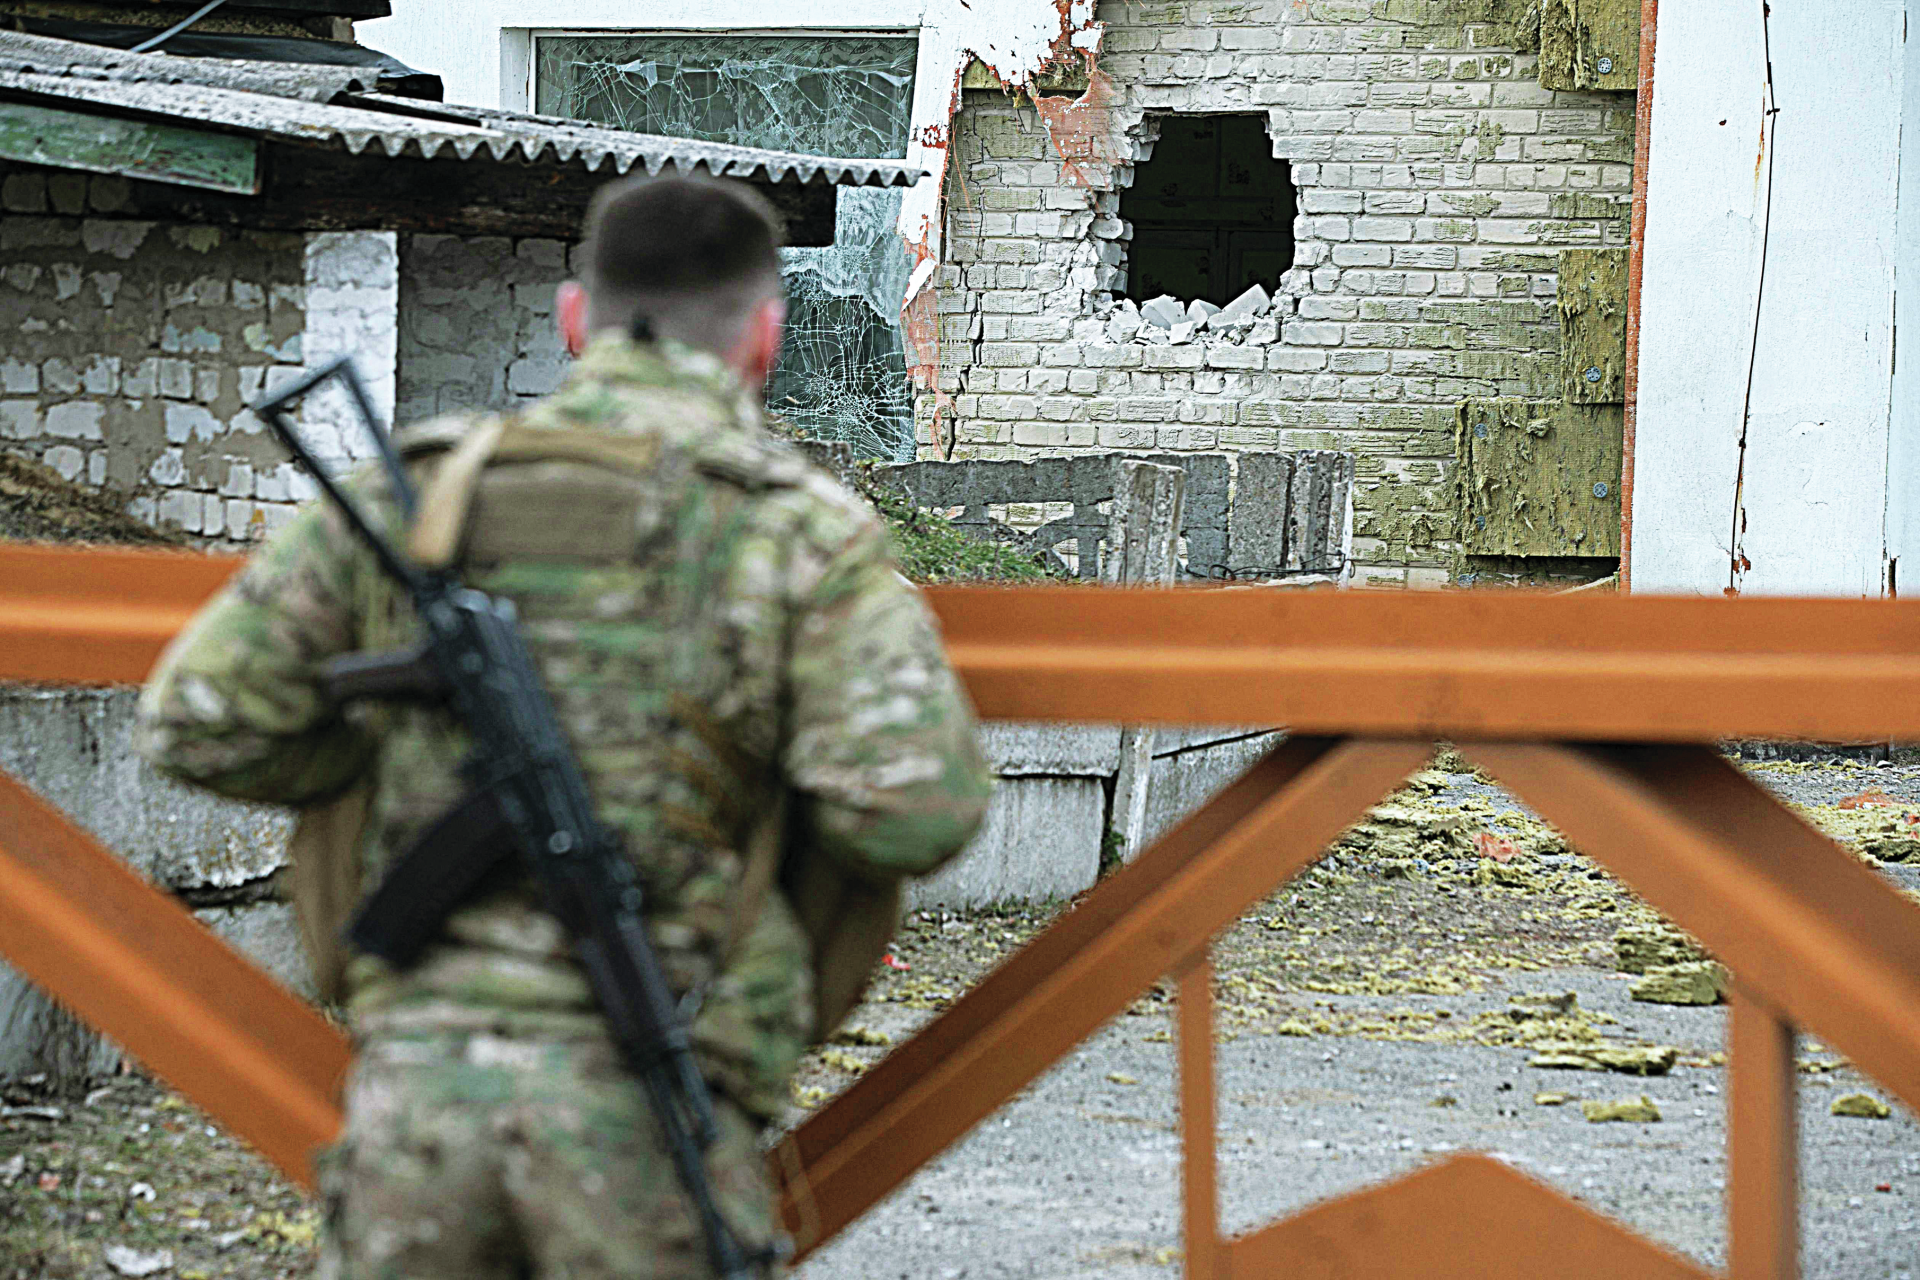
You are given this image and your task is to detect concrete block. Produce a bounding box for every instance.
[906,776,1104,909]
[1141,295,1184,329]
[1142,732,1287,848]
[979,721,1122,776]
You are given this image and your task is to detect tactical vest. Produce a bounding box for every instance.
[288,415,899,1043]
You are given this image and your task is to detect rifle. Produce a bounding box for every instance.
[251,357,775,1280]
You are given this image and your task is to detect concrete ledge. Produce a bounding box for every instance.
[1144,731,1286,848]
[0,686,289,888]
[979,721,1122,777]
[908,775,1105,909]
[0,685,301,1085]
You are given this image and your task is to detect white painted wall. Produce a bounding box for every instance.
[1634,0,1906,596]
[1889,4,1920,589]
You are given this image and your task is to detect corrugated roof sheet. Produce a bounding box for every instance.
[0,31,924,188]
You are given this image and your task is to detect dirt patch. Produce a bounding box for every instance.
[0,1075,313,1280]
[0,454,184,548]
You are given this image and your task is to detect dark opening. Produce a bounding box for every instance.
[1119,114,1295,306]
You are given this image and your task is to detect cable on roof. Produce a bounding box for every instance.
[129,0,230,55]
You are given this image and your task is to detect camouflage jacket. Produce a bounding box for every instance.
[136,332,992,1118]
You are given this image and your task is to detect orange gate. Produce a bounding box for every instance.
[6,542,1920,1279]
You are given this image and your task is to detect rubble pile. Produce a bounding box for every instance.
[1098,283,1286,348]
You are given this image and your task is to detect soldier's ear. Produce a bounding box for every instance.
[727,294,786,390]
[557,282,590,358]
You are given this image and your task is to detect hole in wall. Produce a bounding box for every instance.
[1118,114,1295,308]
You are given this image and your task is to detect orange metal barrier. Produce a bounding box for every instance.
[2,543,1917,1278]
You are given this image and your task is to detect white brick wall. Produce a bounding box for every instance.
[928,1,1633,585]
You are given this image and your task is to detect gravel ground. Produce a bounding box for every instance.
[5,757,1920,1278]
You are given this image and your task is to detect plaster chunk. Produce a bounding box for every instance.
[1582,1096,1661,1123]
[1213,283,1272,327]
[1831,1093,1892,1119]
[1106,308,1143,343]
[1629,961,1727,1006]
[1186,298,1221,326]
[1168,321,1196,345]
[1141,294,1184,329]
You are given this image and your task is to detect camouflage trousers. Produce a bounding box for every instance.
[315,1027,777,1279]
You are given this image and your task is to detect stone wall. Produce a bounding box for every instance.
[0,175,399,542]
[395,232,572,425]
[929,0,1635,585]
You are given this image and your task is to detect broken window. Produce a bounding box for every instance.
[1118,115,1295,307]
[533,33,919,460]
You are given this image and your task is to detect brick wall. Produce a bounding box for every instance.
[0,170,399,542]
[930,0,1634,585]
[395,233,572,425]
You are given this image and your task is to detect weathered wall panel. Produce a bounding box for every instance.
[1457,397,1621,557]
[1558,247,1626,404]
[1538,0,1640,92]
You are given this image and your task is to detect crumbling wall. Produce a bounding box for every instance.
[0,174,399,542]
[929,2,1635,586]
[394,232,572,424]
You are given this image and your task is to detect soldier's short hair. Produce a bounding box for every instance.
[580,174,785,354]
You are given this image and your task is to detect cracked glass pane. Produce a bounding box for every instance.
[535,34,919,460]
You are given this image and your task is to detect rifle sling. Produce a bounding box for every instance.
[346,787,518,968]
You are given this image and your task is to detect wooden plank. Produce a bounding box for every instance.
[0,770,347,1188]
[777,738,1432,1260]
[1462,743,1920,1117]
[0,100,259,194]
[1223,1154,1713,1278]
[1730,993,1800,1280]
[30,544,1920,739]
[1457,398,1623,557]
[1540,0,1641,91]
[0,543,243,685]
[1561,247,1629,404]
[1178,954,1220,1280]
[779,739,1333,1175]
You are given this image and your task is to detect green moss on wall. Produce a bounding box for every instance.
[1538,0,1639,91]
[1558,247,1628,404]
[1455,398,1622,557]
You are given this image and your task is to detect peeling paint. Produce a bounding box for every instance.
[895,0,1107,391]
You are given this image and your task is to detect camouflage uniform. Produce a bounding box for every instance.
[136,331,993,1278]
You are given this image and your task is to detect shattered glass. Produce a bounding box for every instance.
[535,34,919,460]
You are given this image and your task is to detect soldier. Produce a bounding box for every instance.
[135,174,992,1278]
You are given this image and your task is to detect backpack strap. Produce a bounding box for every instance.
[407,416,507,569]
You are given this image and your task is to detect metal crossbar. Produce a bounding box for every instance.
[1,543,1917,1278]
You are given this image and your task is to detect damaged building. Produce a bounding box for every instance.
[370,0,1638,587]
